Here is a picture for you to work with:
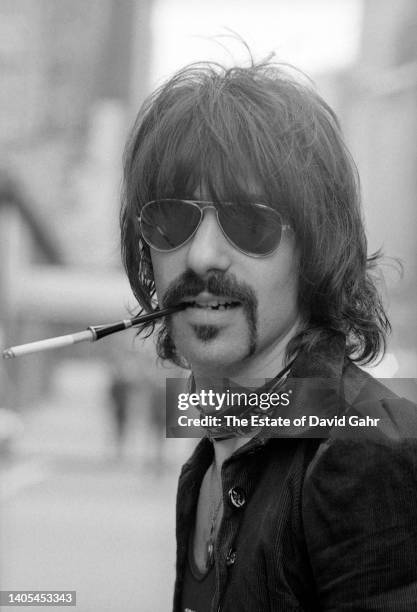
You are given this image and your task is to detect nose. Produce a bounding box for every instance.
[185,207,232,276]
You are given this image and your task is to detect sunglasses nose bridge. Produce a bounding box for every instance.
[199,203,217,214]
[192,202,220,233]
[185,203,234,275]
[193,203,222,237]
[187,202,234,254]
[197,202,236,250]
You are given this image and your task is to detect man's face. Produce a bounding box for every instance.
[150,198,300,377]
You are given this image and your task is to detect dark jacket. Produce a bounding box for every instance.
[173,335,417,611]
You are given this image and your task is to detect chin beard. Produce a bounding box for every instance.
[190,324,220,342]
[157,319,257,369]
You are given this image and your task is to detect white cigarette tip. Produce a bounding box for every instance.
[2,349,15,359]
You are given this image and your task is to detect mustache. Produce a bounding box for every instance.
[162,270,257,308]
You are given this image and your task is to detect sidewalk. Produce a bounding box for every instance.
[0,361,193,611]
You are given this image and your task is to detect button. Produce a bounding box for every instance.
[228,486,246,508]
[226,548,237,566]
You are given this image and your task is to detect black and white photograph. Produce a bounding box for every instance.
[1,1,416,611]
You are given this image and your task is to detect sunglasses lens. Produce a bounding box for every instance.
[140,200,201,250]
[218,203,282,255]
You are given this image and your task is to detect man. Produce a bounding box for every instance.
[120,59,417,611]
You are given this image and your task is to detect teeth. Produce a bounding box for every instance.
[185,301,240,310]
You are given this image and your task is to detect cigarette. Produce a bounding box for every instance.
[2,304,186,359]
[2,330,95,359]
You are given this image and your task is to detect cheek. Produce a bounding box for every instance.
[149,252,164,296]
[150,249,191,306]
[150,251,175,298]
[256,253,300,318]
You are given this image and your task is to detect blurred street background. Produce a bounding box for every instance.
[0,1,416,610]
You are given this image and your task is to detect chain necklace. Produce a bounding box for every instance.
[205,463,222,570]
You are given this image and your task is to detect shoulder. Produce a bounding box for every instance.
[304,362,417,497]
[340,360,417,439]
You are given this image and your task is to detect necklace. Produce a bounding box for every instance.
[192,359,295,441]
[205,463,222,570]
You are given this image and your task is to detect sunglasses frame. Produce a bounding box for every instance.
[139,198,291,258]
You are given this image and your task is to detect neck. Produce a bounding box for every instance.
[227,320,297,382]
[194,318,302,468]
[193,317,301,389]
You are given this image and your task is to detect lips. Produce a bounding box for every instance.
[180,294,241,311]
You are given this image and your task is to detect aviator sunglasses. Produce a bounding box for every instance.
[139,199,290,257]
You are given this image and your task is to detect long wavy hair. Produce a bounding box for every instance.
[120,59,390,367]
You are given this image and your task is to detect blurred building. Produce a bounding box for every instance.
[0,1,152,407]
[348,0,417,374]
